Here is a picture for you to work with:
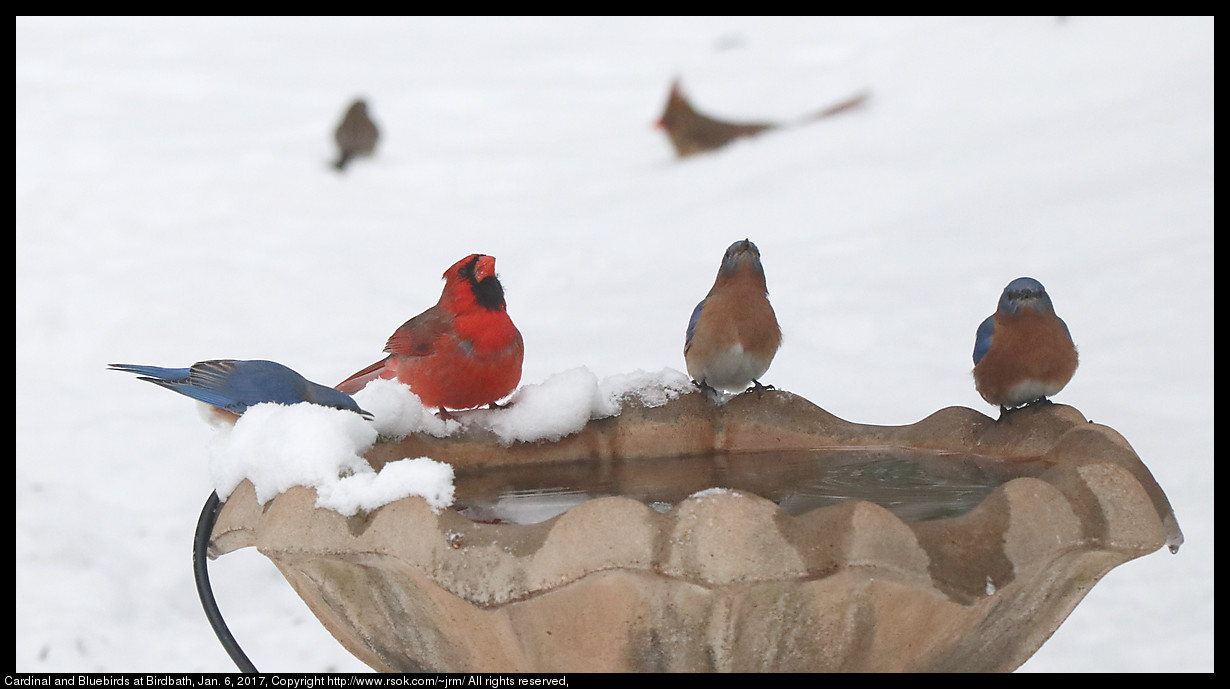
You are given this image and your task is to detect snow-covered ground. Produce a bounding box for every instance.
[16,16,1212,673]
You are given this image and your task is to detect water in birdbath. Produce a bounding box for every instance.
[452,447,1050,525]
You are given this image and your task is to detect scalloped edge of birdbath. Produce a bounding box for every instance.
[209,390,1181,672]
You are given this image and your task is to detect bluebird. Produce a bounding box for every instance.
[685,239,782,394]
[109,359,372,424]
[972,277,1079,412]
[333,98,379,172]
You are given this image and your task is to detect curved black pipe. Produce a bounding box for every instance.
[193,490,258,673]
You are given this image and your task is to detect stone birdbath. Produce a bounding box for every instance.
[208,390,1181,672]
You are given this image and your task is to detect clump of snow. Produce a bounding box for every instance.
[342,366,697,446]
[475,367,611,444]
[599,368,696,409]
[352,378,461,439]
[209,402,377,504]
[208,402,455,514]
[316,457,454,515]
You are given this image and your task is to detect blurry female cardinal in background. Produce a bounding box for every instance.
[336,254,524,413]
[656,78,869,158]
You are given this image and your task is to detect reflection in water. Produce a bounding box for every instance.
[453,447,1049,525]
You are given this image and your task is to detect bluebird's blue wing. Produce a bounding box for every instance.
[685,300,705,351]
[190,360,371,417]
[973,316,995,365]
[192,360,305,413]
[108,362,240,410]
[107,363,192,381]
[110,359,371,418]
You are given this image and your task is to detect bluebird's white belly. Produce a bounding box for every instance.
[1002,378,1066,408]
[689,343,770,392]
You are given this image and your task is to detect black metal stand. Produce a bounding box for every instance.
[193,490,258,673]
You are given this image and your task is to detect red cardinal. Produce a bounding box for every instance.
[336,254,524,412]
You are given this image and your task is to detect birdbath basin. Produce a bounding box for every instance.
[208,390,1181,672]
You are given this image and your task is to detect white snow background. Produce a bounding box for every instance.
[15,17,1212,673]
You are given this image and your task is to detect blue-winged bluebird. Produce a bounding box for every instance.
[110,359,372,423]
[685,239,782,394]
[972,277,1079,411]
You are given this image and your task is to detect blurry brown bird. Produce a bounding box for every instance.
[333,98,380,171]
[655,79,869,158]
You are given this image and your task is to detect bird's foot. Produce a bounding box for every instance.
[692,380,721,400]
[746,380,775,397]
[436,407,457,421]
[997,397,1053,420]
